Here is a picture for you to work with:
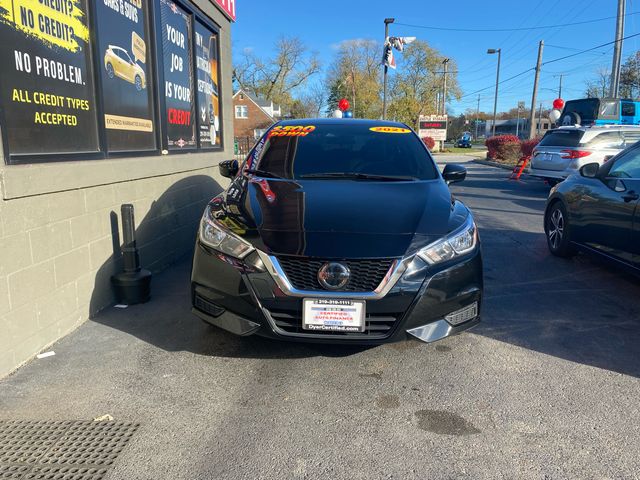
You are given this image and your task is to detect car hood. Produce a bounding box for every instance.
[216,178,466,259]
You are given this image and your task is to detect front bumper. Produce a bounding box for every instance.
[191,243,483,345]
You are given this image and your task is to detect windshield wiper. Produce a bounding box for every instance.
[299,172,417,181]
[244,168,284,179]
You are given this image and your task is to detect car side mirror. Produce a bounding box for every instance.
[219,159,239,179]
[579,162,600,178]
[442,164,467,184]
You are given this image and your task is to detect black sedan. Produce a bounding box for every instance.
[545,140,640,271]
[191,119,482,345]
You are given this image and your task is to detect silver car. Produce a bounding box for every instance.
[529,125,640,185]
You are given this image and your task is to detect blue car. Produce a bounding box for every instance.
[561,98,640,126]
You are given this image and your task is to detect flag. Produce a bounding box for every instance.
[388,36,416,52]
[382,36,416,68]
[382,42,396,69]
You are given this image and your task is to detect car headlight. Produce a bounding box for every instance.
[199,205,254,259]
[417,215,477,265]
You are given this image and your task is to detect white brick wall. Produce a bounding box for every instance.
[0,167,224,378]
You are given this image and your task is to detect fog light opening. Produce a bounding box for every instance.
[444,302,478,326]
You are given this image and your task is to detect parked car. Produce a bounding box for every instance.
[529,125,640,185]
[544,140,640,273]
[191,119,482,345]
[456,138,472,148]
[104,45,146,91]
[560,97,640,126]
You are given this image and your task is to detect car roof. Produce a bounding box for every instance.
[554,124,640,132]
[275,118,411,129]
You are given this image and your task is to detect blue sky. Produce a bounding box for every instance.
[232,0,639,116]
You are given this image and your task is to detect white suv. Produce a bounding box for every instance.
[529,125,640,185]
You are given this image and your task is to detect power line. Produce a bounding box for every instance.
[459,33,640,102]
[460,68,535,100]
[542,32,640,66]
[395,11,640,33]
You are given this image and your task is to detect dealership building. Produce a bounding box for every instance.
[0,0,236,376]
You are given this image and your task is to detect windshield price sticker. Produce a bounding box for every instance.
[268,125,315,137]
[369,126,411,134]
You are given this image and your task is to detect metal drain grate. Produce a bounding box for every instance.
[0,420,139,480]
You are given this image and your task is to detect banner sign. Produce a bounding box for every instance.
[0,0,100,156]
[213,0,235,21]
[158,0,195,149]
[194,21,221,148]
[95,0,156,152]
[419,114,448,141]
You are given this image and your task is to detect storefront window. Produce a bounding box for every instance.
[94,0,157,152]
[194,21,222,148]
[0,0,100,160]
[157,0,196,150]
[0,0,225,162]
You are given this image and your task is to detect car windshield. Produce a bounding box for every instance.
[251,123,439,180]
[537,129,584,147]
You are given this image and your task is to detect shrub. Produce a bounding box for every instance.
[485,135,521,162]
[520,137,540,157]
[422,136,435,150]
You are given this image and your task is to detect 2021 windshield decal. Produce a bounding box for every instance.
[369,126,411,134]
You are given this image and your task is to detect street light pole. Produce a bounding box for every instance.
[475,94,480,140]
[441,58,450,115]
[382,17,394,119]
[487,48,501,137]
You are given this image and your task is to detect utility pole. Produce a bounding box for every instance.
[516,101,524,138]
[441,58,450,115]
[558,74,563,98]
[529,40,544,139]
[382,18,394,119]
[609,0,625,98]
[538,102,543,136]
[487,48,501,136]
[475,94,480,140]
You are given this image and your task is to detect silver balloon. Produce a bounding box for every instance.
[333,109,343,118]
[549,108,561,123]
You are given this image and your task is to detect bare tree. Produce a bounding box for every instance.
[233,37,320,110]
[584,68,610,98]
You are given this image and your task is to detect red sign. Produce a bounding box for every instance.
[419,121,447,129]
[213,0,236,21]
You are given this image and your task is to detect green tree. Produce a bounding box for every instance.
[325,39,382,118]
[386,40,461,128]
[620,51,640,99]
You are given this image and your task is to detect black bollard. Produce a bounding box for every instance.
[111,204,152,305]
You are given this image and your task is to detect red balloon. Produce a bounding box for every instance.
[553,98,565,110]
[338,98,350,112]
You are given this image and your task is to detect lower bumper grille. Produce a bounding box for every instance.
[267,308,400,338]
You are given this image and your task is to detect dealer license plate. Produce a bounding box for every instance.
[302,298,366,332]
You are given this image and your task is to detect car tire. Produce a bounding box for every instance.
[561,111,581,126]
[106,63,115,79]
[545,201,575,257]
[135,75,142,91]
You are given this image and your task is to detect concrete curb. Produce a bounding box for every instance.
[472,158,517,171]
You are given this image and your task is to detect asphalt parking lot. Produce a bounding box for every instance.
[1,156,639,479]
